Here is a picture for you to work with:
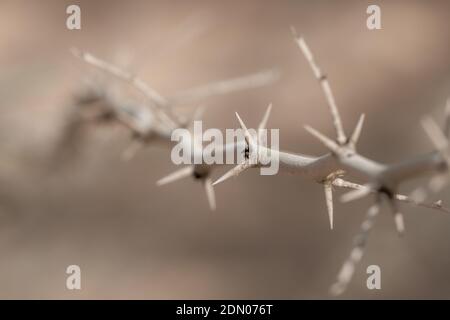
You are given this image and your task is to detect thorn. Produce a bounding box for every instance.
[422,116,450,176]
[386,197,405,236]
[212,161,251,186]
[235,113,259,166]
[340,185,372,203]
[203,178,216,211]
[324,183,334,230]
[290,26,299,39]
[304,125,340,154]
[258,103,273,145]
[421,116,448,153]
[156,166,193,186]
[332,178,360,189]
[235,112,256,148]
[258,103,273,132]
[446,97,450,116]
[349,114,365,149]
[394,212,405,236]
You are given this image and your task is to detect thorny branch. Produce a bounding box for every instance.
[212,28,449,295]
[68,30,450,297]
[67,48,278,209]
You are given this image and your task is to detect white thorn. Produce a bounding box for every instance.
[332,178,360,190]
[258,103,273,146]
[212,161,251,186]
[349,114,365,149]
[235,112,256,149]
[156,166,193,186]
[304,125,341,154]
[203,178,216,211]
[324,183,334,230]
[340,185,372,203]
[421,116,448,153]
[258,103,273,132]
[394,212,405,235]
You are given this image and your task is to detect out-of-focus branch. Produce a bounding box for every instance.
[329,201,380,296]
[71,48,178,128]
[169,69,280,105]
[332,178,450,214]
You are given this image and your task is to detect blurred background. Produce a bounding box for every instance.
[1,0,450,299]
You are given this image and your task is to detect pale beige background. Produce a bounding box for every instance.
[1,0,450,299]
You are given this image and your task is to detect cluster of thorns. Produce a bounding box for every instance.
[64,29,450,296]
